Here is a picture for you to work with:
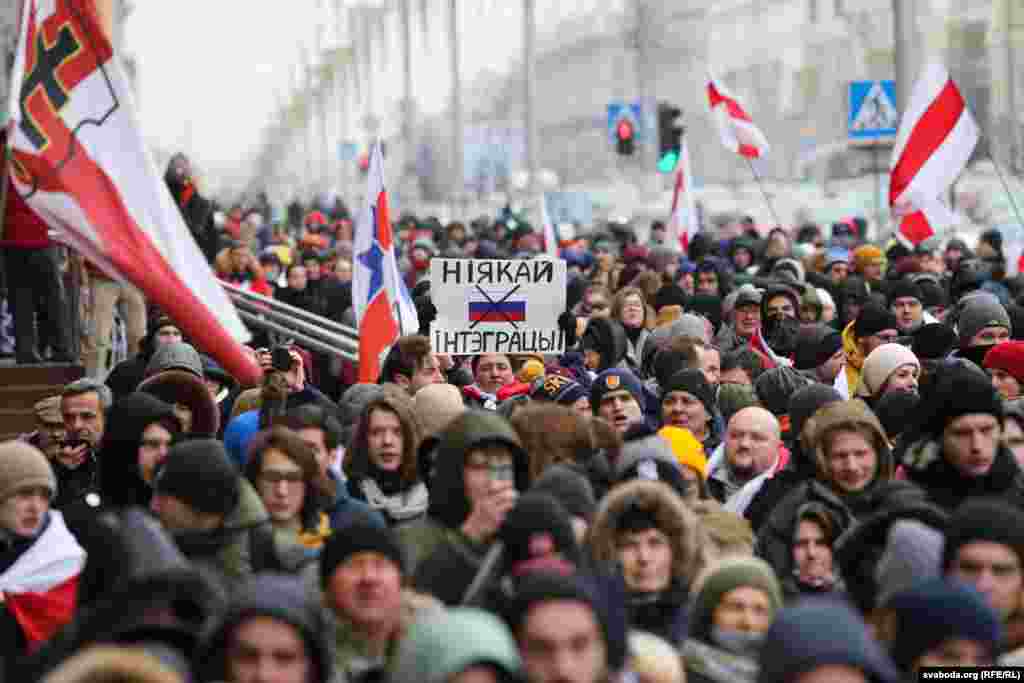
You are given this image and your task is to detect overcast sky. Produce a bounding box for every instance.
[125,2,321,171]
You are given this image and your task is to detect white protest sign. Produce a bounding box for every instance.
[430,258,567,356]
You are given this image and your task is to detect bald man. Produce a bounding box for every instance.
[708,406,782,505]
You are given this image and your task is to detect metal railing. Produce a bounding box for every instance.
[221,282,360,362]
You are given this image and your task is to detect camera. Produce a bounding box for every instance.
[271,345,296,372]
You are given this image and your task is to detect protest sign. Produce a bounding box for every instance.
[429,258,567,356]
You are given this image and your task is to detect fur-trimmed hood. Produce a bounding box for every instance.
[138,369,220,437]
[808,399,894,487]
[587,479,704,587]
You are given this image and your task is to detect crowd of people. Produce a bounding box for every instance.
[3,154,1024,682]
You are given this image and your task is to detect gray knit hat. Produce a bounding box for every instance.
[874,519,943,607]
[958,295,1011,346]
[145,342,204,379]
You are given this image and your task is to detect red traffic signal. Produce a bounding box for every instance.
[615,118,635,156]
[616,119,635,141]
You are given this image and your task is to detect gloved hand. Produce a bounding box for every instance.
[558,311,578,347]
[415,297,437,336]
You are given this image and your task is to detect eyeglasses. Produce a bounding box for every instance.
[260,471,305,485]
[465,459,516,481]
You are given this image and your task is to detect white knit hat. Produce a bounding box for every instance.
[856,343,921,398]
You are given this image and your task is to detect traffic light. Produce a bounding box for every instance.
[615,117,635,156]
[657,103,684,173]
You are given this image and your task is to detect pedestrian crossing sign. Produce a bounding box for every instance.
[848,81,898,140]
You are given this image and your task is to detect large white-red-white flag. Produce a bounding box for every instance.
[707,71,770,159]
[666,138,698,253]
[6,0,260,384]
[352,141,419,383]
[890,62,979,244]
[540,194,559,259]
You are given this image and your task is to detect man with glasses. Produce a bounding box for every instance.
[838,303,901,398]
[716,287,762,354]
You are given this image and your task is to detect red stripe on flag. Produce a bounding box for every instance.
[899,210,935,245]
[739,144,761,158]
[707,83,753,122]
[889,80,966,204]
[6,574,78,650]
[359,293,399,382]
[670,168,682,213]
[13,113,260,386]
[375,190,393,250]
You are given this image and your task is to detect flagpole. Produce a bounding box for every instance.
[990,153,1024,231]
[746,157,782,227]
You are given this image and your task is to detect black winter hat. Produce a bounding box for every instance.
[853,303,901,339]
[531,464,596,522]
[789,384,843,443]
[661,369,715,417]
[794,327,843,371]
[873,389,920,440]
[917,279,948,309]
[887,280,923,306]
[653,284,688,312]
[687,294,723,333]
[917,365,1003,436]
[152,440,239,517]
[320,515,406,586]
[755,366,813,421]
[499,492,581,577]
[942,498,1024,572]
[911,323,957,360]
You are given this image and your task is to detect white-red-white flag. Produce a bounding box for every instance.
[890,62,978,244]
[666,138,698,253]
[707,71,770,159]
[6,0,260,385]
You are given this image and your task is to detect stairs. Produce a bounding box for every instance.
[0,364,84,441]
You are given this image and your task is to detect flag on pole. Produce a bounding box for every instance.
[5,0,259,385]
[666,137,699,253]
[353,140,419,383]
[889,62,979,244]
[540,194,559,259]
[707,71,770,159]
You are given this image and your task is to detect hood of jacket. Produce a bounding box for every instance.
[808,399,894,487]
[347,394,423,490]
[588,479,704,588]
[138,370,221,437]
[427,411,529,529]
[197,573,334,683]
[580,317,629,372]
[97,393,180,509]
[390,607,521,683]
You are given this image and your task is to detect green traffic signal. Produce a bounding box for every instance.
[657,151,680,173]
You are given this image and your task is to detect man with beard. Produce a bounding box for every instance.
[708,407,782,505]
[760,285,802,360]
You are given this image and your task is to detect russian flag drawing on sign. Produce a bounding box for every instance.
[468,288,527,323]
[469,300,527,322]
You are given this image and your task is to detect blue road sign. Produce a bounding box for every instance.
[338,142,358,161]
[607,101,643,144]
[849,81,898,140]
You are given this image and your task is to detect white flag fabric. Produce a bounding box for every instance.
[890,62,979,244]
[541,194,558,259]
[707,70,770,159]
[666,138,699,253]
[6,0,259,384]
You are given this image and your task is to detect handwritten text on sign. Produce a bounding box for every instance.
[429,258,567,355]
